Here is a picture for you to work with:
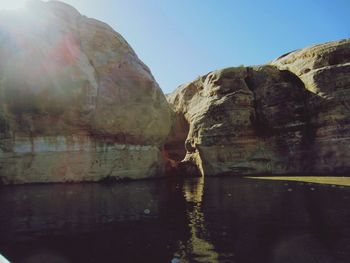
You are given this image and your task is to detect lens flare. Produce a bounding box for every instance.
[0,0,27,11]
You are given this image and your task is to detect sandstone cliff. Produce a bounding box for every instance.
[166,39,350,176]
[0,1,171,184]
[1,1,348,183]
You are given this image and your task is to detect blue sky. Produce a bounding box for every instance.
[5,0,350,93]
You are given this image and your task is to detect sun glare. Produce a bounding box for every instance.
[0,0,27,10]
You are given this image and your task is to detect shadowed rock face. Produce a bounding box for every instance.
[166,39,350,176]
[271,39,350,174]
[0,1,171,184]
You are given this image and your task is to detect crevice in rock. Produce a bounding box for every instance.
[279,69,317,144]
[243,67,270,137]
[175,160,201,177]
[164,113,189,162]
[279,69,318,172]
[163,112,194,176]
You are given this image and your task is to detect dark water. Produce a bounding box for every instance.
[1,177,350,263]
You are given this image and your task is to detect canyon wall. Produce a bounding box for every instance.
[166,39,350,176]
[0,1,348,183]
[0,1,171,184]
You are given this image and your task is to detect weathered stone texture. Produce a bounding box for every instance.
[0,1,171,184]
[167,39,350,176]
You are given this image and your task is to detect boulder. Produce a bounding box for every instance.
[0,1,171,184]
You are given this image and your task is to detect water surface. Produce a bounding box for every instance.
[1,177,350,263]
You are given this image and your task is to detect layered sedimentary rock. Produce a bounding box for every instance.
[166,39,350,176]
[0,1,171,184]
[271,39,350,174]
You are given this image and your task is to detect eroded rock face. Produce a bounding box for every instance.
[271,39,350,174]
[0,1,171,184]
[167,39,350,176]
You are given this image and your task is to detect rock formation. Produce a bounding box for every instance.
[0,1,171,184]
[0,1,348,183]
[271,39,350,174]
[166,39,350,176]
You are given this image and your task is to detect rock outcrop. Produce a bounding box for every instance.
[271,39,350,174]
[1,1,348,183]
[0,1,171,184]
[166,39,350,176]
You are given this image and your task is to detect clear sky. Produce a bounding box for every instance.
[1,0,350,93]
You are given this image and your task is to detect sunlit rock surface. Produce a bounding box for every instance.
[166,39,350,176]
[0,1,171,184]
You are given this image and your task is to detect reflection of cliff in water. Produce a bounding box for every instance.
[0,179,190,263]
[172,177,223,262]
[1,177,350,263]
[201,177,350,263]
